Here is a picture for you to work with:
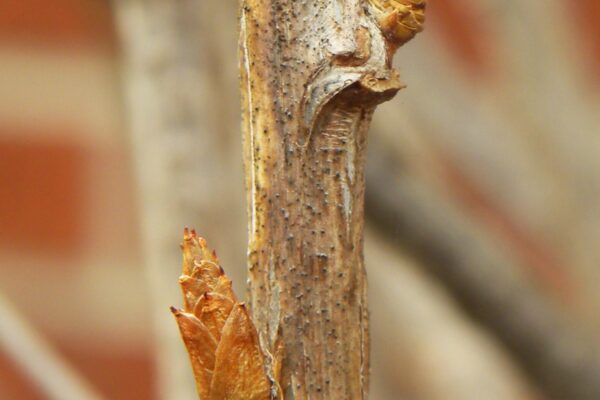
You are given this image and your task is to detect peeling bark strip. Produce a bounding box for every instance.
[239,1,424,399]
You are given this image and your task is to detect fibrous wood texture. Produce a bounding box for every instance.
[239,1,424,398]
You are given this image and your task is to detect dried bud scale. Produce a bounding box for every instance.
[172,229,275,399]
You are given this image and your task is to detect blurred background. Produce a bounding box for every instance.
[0,1,599,399]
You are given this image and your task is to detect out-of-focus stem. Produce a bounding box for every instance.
[0,293,104,400]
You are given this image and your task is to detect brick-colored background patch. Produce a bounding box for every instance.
[427,0,493,77]
[0,0,114,49]
[57,343,154,400]
[0,343,154,400]
[0,351,45,400]
[0,132,86,256]
[574,0,600,81]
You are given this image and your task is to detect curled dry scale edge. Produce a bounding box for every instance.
[171,1,425,399]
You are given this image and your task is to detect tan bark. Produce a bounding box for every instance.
[239,1,424,398]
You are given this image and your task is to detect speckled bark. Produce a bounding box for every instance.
[239,1,424,398]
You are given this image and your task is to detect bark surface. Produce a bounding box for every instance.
[239,1,424,398]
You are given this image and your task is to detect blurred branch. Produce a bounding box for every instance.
[366,136,600,399]
[0,293,104,400]
[367,229,538,400]
[113,1,242,399]
[480,0,600,309]
[412,0,600,318]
